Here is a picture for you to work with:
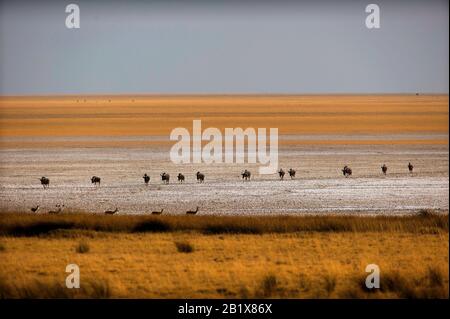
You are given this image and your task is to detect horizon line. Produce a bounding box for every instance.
[1,92,448,99]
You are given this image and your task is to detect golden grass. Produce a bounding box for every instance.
[75,241,90,254]
[0,212,448,236]
[0,212,448,299]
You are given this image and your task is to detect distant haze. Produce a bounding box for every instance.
[0,0,448,95]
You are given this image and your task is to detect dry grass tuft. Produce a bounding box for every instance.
[323,274,337,296]
[84,279,112,298]
[133,220,172,233]
[257,274,278,298]
[426,266,444,288]
[0,276,111,299]
[338,266,449,299]
[418,209,439,218]
[174,241,194,253]
[75,241,90,254]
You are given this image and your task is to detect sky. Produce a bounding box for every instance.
[0,0,448,95]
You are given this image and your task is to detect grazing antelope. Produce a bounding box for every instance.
[288,168,296,179]
[408,162,414,173]
[30,205,40,213]
[160,172,170,184]
[241,170,251,181]
[342,166,352,177]
[48,204,63,214]
[39,177,50,189]
[186,206,199,215]
[152,208,164,215]
[104,208,118,215]
[278,169,285,180]
[381,164,388,175]
[91,176,101,186]
[196,172,205,183]
[143,173,150,185]
[177,173,185,183]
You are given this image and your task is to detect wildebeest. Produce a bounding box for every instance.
[408,162,414,173]
[241,169,251,181]
[288,168,296,179]
[91,176,101,186]
[342,166,352,177]
[161,172,170,184]
[381,164,388,175]
[196,172,205,183]
[186,206,199,215]
[143,173,150,185]
[104,208,118,215]
[278,168,285,180]
[177,173,185,183]
[39,177,50,189]
[152,208,164,215]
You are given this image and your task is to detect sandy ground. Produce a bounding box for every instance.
[0,95,448,215]
[1,95,448,139]
[0,142,447,215]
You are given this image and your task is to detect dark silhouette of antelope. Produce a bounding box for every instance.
[152,208,164,215]
[177,173,185,183]
[342,166,352,177]
[104,208,118,215]
[91,176,101,186]
[196,172,205,183]
[39,177,50,189]
[48,204,63,214]
[30,205,40,213]
[143,174,150,185]
[278,169,285,180]
[288,168,296,179]
[186,206,199,215]
[381,164,388,175]
[408,162,414,173]
[241,170,251,181]
[160,172,170,184]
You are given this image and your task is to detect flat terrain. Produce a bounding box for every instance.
[0,95,448,140]
[0,96,448,298]
[0,214,448,298]
[0,144,448,215]
[0,95,448,215]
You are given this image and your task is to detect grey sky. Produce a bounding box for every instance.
[0,0,448,95]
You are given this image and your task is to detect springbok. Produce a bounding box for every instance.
[160,172,170,184]
[177,173,185,183]
[278,169,285,180]
[186,206,199,215]
[143,174,150,185]
[342,166,352,177]
[152,208,164,215]
[104,208,118,215]
[48,204,63,214]
[381,164,388,175]
[91,176,101,186]
[30,205,40,213]
[196,172,205,183]
[288,168,296,179]
[39,177,50,189]
[241,170,251,181]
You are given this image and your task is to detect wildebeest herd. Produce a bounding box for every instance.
[33,162,415,215]
[38,162,415,188]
